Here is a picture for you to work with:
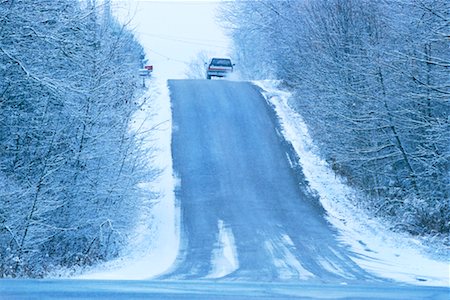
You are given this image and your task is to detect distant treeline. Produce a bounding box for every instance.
[0,0,151,277]
[222,0,449,236]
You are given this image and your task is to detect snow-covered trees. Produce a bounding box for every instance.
[222,0,449,236]
[185,51,210,79]
[0,0,150,277]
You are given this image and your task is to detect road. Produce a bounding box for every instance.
[1,280,448,299]
[162,79,374,282]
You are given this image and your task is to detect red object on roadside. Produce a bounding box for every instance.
[144,65,153,71]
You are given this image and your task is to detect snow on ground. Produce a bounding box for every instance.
[254,80,450,287]
[77,77,179,280]
[207,220,239,279]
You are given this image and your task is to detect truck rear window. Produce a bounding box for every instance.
[211,59,232,67]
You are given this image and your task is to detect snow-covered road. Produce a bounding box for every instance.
[162,79,376,282]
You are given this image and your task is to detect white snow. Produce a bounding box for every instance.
[77,78,179,280]
[254,80,450,287]
[207,220,239,279]
[265,235,315,280]
[317,252,350,280]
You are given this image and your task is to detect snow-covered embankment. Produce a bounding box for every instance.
[254,80,449,287]
[78,78,179,279]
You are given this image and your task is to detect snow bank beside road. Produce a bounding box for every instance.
[254,80,449,287]
[77,78,179,280]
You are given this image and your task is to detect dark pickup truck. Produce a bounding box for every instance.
[206,58,234,79]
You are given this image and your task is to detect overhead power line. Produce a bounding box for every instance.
[138,32,229,50]
[147,49,190,64]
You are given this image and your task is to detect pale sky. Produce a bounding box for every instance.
[113,0,231,79]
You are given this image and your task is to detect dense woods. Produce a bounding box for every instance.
[222,0,449,237]
[0,0,149,277]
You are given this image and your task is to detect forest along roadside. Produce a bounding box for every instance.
[75,78,179,280]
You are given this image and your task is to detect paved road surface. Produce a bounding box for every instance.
[163,80,375,282]
[1,280,449,299]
